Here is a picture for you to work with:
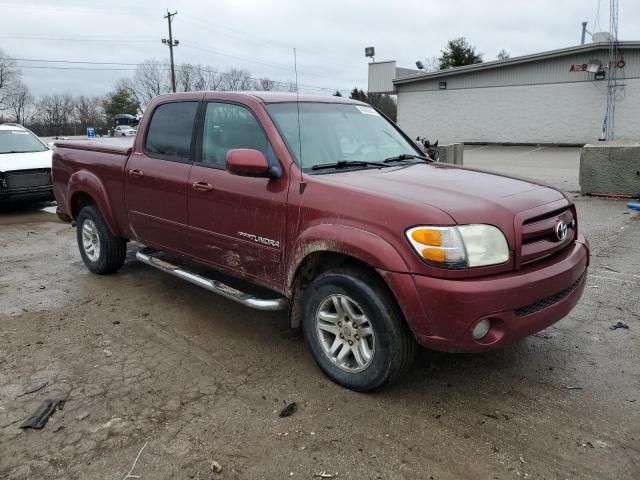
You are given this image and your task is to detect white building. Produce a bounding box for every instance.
[368,41,640,144]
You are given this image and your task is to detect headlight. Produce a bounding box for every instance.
[406,224,509,268]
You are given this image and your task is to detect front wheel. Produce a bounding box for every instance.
[76,205,127,274]
[301,268,416,392]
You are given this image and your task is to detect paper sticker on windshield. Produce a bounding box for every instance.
[10,131,29,135]
[355,105,379,116]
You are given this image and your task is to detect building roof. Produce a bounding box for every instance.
[393,41,640,86]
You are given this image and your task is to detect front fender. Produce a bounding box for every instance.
[286,223,410,290]
[68,170,120,236]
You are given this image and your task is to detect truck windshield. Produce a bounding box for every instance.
[0,130,48,154]
[265,102,420,171]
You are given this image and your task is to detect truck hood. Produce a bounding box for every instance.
[0,149,52,173]
[324,162,566,224]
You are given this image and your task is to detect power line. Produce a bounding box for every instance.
[180,15,354,66]
[0,33,156,43]
[10,61,351,94]
[180,42,358,84]
[0,2,162,13]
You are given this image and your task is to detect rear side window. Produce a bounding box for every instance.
[145,101,198,160]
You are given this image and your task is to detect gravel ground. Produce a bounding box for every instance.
[1,148,639,479]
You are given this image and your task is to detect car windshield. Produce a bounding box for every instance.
[0,129,48,154]
[265,102,420,171]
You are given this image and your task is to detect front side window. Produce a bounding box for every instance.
[265,102,419,170]
[200,102,269,167]
[0,130,48,154]
[145,101,198,160]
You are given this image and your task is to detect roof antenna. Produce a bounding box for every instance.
[294,48,306,193]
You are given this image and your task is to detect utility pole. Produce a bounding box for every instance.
[162,10,179,93]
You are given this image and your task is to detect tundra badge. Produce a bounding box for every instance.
[238,231,280,248]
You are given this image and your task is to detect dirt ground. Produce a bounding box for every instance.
[1,160,639,479]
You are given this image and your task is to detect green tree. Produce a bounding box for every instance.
[348,88,397,122]
[438,37,483,69]
[349,88,367,102]
[102,87,140,119]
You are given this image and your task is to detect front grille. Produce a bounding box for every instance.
[514,273,584,317]
[5,169,51,189]
[520,206,576,264]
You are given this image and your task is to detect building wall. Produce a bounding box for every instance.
[396,48,640,144]
[397,78,640,144]
[368,61,396,94]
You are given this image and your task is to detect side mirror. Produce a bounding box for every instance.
[226,148,276,178]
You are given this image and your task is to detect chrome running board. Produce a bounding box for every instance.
[135,247,288,311]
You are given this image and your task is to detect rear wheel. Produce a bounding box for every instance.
[302,267,416,391]
[76,205,126,274]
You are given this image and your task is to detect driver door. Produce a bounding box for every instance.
[187,101,289,286]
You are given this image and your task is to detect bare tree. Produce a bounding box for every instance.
[36,93,75,135]
[220,68,253,91]
[75,95,104,128]
[256,77,276,91]
[7,81,32,124]
[422,56,440,72]
[0,50,20,108]
[133,59,170,106]
[496,49,510,60]
[207,69,225,91]
[177,63,196,92]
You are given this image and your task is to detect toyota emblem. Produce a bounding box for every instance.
[555,221,568,241]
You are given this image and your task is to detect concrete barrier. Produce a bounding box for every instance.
[580,142,640,196]
[439,143,464,165]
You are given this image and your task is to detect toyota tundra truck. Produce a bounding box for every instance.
[52,92,589,391]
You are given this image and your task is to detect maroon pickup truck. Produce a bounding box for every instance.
[53,92,589,391]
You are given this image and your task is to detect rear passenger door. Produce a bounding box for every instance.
[187,101,288,286]
[125,100,198,255]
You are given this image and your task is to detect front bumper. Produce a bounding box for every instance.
[380,235,589,353]
[0,185,53,201]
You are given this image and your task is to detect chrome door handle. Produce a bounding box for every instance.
[128,169,144,178]
[192,181,213,192]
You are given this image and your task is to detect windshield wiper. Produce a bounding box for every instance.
[383,153,434,164]
[311,160,389,171]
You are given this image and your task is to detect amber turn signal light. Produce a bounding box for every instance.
[421,248,446,263]
[411,228,442,246]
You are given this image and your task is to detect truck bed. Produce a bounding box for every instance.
[52,140,133,237]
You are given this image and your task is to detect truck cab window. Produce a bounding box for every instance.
[145,101,198,160]
[201,102,269,167]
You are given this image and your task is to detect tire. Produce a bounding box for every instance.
[301,267,416,392]
[76,205,127,274]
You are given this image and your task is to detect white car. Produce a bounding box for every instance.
[0,124,54,202]
[114,125,137,137]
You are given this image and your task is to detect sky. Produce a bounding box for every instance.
[1,0,639,98]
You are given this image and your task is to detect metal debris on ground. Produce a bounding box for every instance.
[210,461,222,473]
[314,472,336,478]
[610,321,629,330]
[20,399,65,429]
[565,386,583,390]
[120,441,148,480]
[279,402,298,418]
